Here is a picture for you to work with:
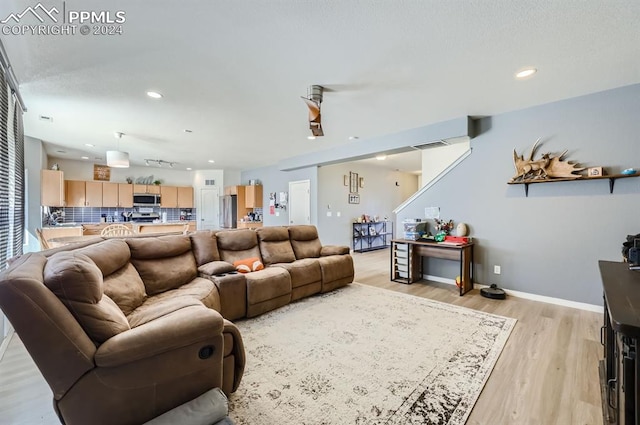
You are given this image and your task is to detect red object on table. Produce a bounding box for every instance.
[444,236,469,244]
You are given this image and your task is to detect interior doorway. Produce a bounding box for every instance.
[199,187,220,230]
[288,180,310,225]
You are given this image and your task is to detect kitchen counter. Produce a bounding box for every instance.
[236,221,263,229]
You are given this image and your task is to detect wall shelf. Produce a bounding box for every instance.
[352,221,393,252]
[507,173,640,197]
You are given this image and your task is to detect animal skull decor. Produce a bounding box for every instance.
[511,138,585,182]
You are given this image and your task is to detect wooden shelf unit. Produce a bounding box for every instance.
[508,173,640,197]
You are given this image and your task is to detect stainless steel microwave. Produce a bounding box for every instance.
[133,193,161,206]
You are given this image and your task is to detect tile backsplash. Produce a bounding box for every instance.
[44,207,195,225]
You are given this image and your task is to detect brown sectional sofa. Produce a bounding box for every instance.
[0,225,353,425]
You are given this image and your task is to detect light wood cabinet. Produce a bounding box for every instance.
[224,186,237,195]
[245,185,263,208]
[160,186,178,208]
[133,184,161,194]
[102,183,119,207]
[236,221,263,229]
[66,180,103,207]
[41,170,65,206]
[177,186,194,208]
[85,181,103,207]
[236,185,247,223]
[103,183,133,207]
[65,180,87,207]
[118,184,133,207]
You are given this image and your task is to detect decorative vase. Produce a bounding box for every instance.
[456,223,468,236]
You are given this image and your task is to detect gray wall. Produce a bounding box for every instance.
[241,166,319,227]
[397,83,640,306]
[318,162,418,246]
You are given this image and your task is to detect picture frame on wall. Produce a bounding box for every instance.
[348,193,360,204]
[343,175,349,186]
[350,172,359,193]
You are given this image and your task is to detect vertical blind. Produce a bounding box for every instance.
[0,65,25,268]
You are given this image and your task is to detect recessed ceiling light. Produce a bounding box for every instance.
[146,91,163,99]
[307,136,316,140]
[186,167,192,171]
[208,159,215,163]
[84,143,94,147]
[515,68,537,79]
[81,156,89,160]
[348,136,359,140]
[376,154,387,161]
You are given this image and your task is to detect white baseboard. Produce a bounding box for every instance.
[423,274,603,313]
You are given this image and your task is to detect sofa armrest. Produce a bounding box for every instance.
[223,319,245,393]
[198,261,237,276]
[95,306,224,367]
[321,245,350,256]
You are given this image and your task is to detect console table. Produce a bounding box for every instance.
[599,260,640,425]
[391,239,474,296]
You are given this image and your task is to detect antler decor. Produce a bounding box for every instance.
[510,138,585,182]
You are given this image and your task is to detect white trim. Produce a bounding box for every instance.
[423,274,603,313]
[393,147,472,214]
[0,328,14,362]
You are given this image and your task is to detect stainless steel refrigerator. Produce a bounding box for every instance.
[219,195,237,228]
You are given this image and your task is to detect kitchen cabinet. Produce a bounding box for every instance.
[118,184,133,207]
[41,170,65,206]
[224,186,237,195]
[245,185,263,208]
[66,180,103,207]
[103,183,133,208]
[177,186,194,208]
[133,184,160,194]
[160,186,178,207]
[236,185,247,223]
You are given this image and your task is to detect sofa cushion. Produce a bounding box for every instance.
[43,251,130,343]
[126,277,220,327]
[256,227,296,265]
[233,257,264,273]
[271,258,321,288]
[245,267,291,305]
[288,225,322,259]
[103,263,147,316]
[321,245,350,256]
[127,235,197,296]
[76,239,131,276]
[190,231,221,266]
[216,230,261,264]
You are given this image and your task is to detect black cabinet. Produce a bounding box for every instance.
[599,261,640,425]
[352,221,392,253]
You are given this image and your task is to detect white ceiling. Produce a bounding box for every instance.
[1,0,639,172]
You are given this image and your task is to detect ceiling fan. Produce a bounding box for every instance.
[301,85,324,137]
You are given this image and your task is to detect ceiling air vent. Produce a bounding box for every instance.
[39,115,53,122]
[410,140,450,150]
[204,179,216,186]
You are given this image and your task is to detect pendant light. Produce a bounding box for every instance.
[107,132,129,168]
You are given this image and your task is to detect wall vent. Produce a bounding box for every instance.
[410,140,450,150]
[204,179,216,186]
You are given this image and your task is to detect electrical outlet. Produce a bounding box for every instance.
[326,211,332,217]
[336,212,341,217]
[494,265,501,275]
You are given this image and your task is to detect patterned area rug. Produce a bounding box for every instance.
[229,283,516,424]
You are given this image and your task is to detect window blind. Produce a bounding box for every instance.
[0,70,9,267]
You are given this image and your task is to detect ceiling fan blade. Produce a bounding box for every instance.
[301,97,320,121]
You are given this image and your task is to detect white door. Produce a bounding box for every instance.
[199,187,219,230]
[289,180,310,225]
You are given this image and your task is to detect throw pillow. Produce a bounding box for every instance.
[233,257,264,273]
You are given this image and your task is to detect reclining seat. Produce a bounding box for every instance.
[288,225,354,292]
[0,239,229,425]
[124,235,245,396]
[216,229,291,318]
[256,226,322,301]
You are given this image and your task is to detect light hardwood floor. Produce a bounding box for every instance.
[0,248,603,424]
